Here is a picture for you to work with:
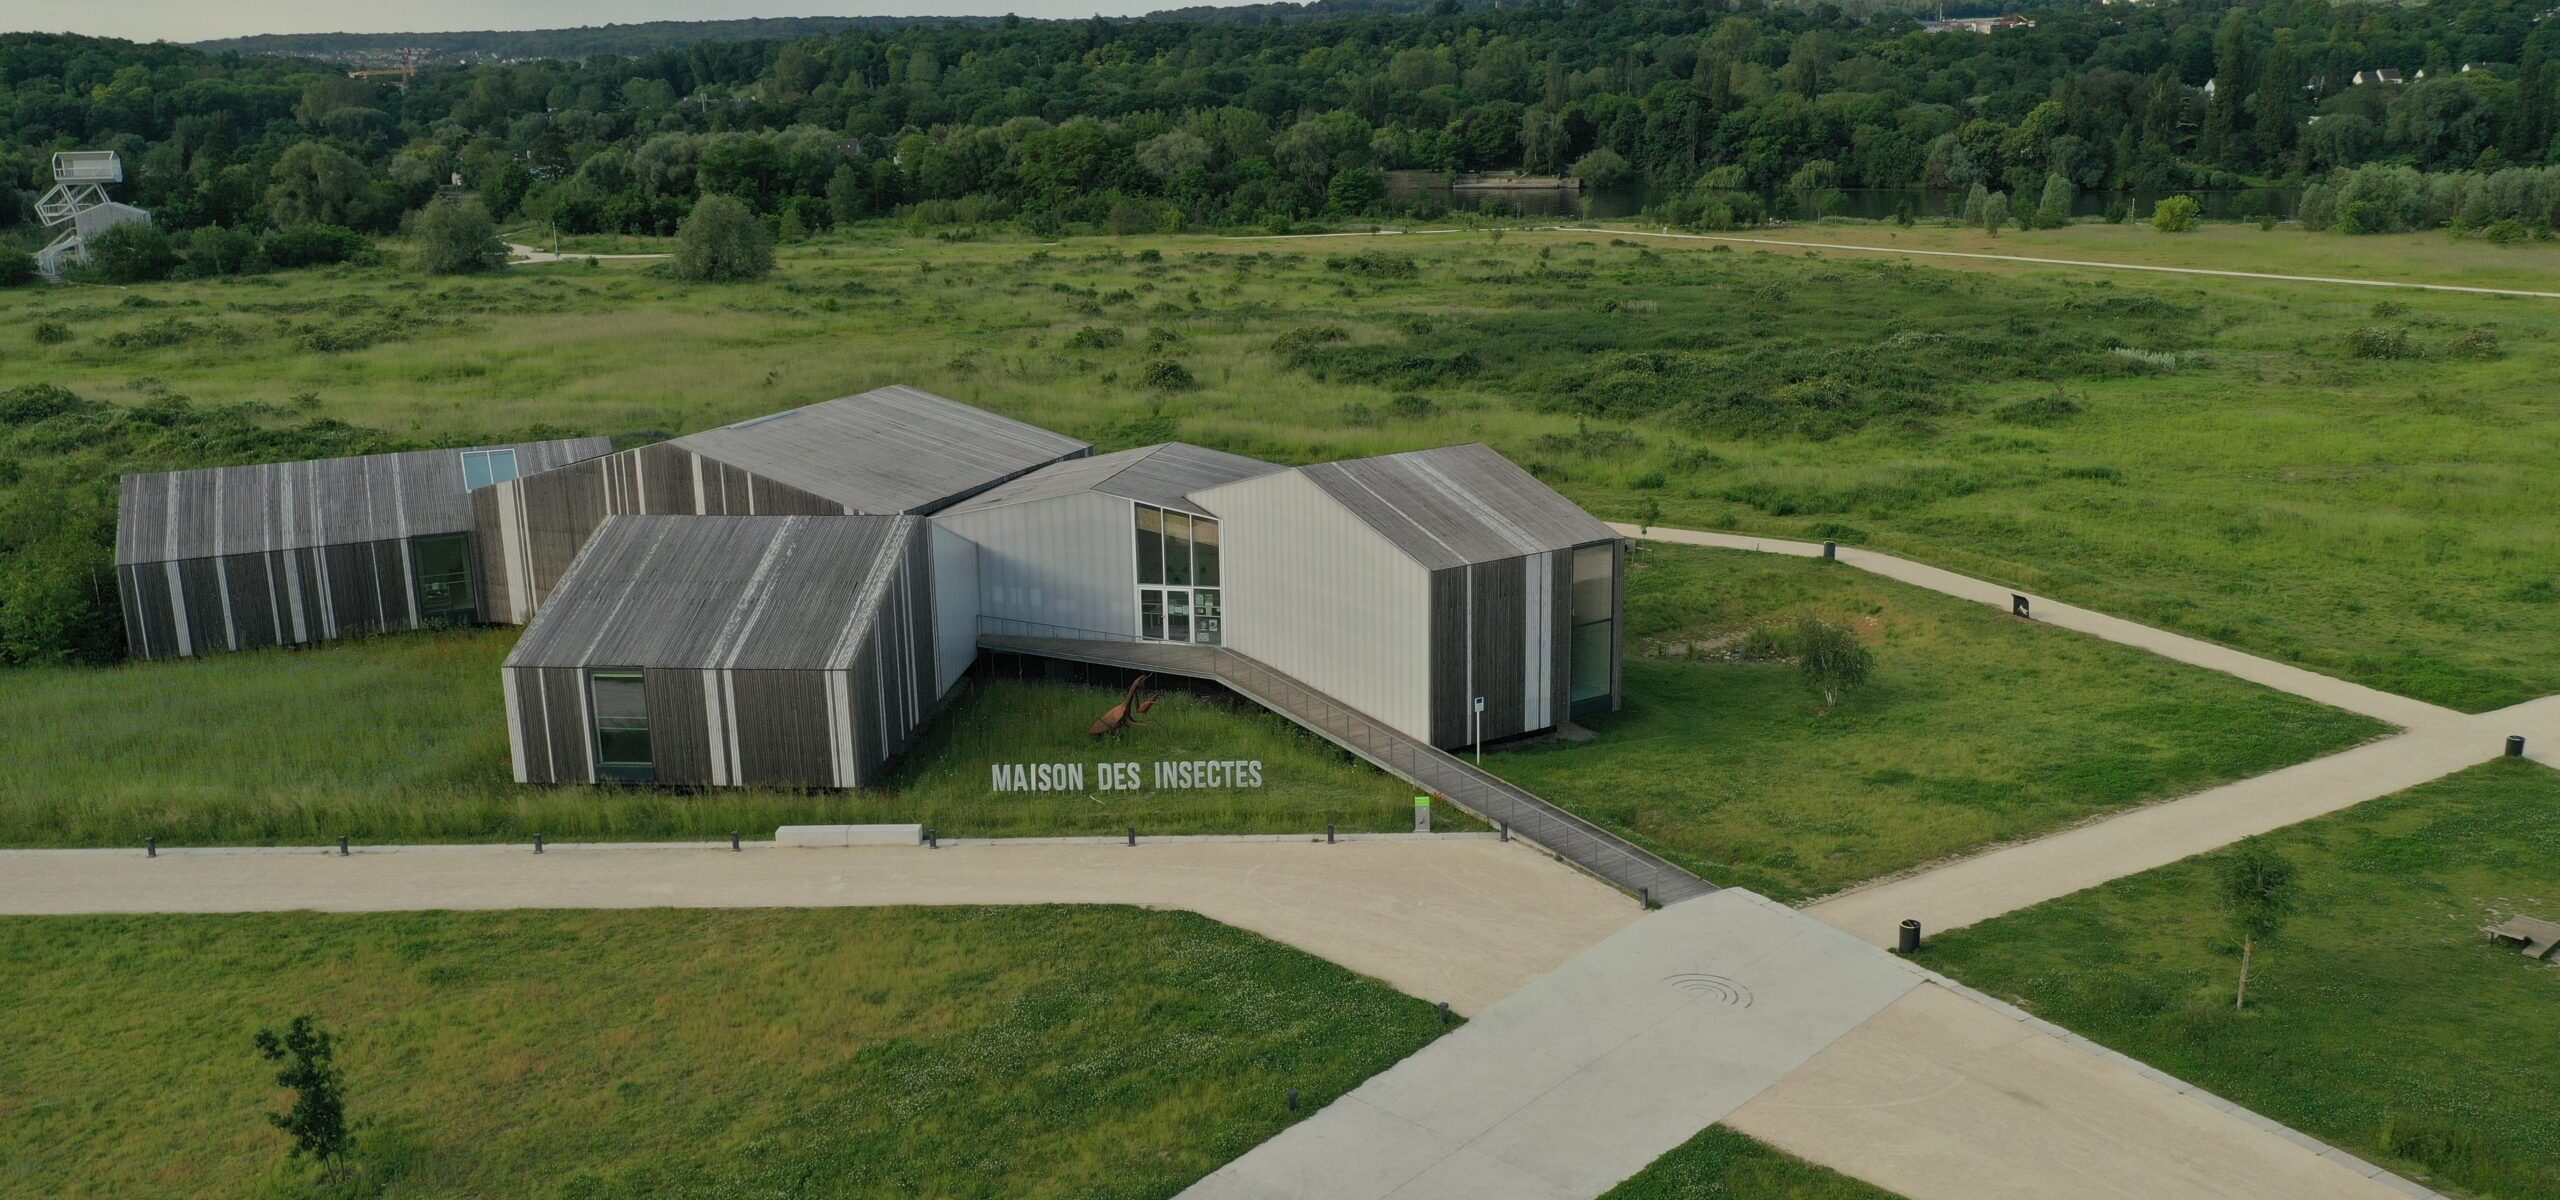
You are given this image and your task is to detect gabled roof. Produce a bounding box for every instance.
[940,442,1281,518]
[670,385,1090,515]
[115,437,611,566]
[506,515,914,671]
[1281,443,1618,570]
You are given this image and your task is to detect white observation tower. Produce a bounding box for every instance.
[36,151,152,281]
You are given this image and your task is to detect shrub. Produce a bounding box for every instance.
[262,224,368,269]
[2444,328,2502,360]
[1982,192,2011,236]
[0,248,36,287]
[31,320,72,345]
[1570,146,1635,190]
[1065,326,1126,350]
[1995,391,2085,426]
[1271,323,1350,363]
[2348,326,2420,359]
[186,225,265,277]
[2151,195,2202,233]
[85,221,180,283]
[1324,251,1418,279]
[412,198,507,275]
[672,194,774,282]
[1141,359,1196,390]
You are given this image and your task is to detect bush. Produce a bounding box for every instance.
[1995,391,2084,426]
[31,320,72,345]
[2151,195,2202,233]
[262,224,369,269]
[1570,146,1635,190]
[412,198,506,275]
[2348,326,2420,359]
[672,194,773,282]
[1324,251,1418,279]
[0,248,36,287]
[1064,325,1125,350]
[85,221,180,283]
[185,225,264,277]
[1141,360,1197,390]
[2444,328,2502,360]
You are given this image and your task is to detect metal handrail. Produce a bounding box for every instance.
[975,617,1714,904]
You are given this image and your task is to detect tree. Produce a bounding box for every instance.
[84,221,179,283]
[0,248,37,287]
[1571,147,1634,189]
[1981,191,2011,236]
[186,225,263,276]
[1792,614,1873,709]
[412,198,507,274]
[266,142,373,228]
[672,194,773,282]
[2034,173,2075,230]
[2151,194,2202,232]
[254,1015,352,1182]
[2218,838,2299,1010]
[1960,182,1989,226]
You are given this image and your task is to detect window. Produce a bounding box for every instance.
[460,448,521,491]
[410,533,476,624]
[1131,505,1223,644]
[589,671,654,783]
[1569,543,1616,711]
[1135,506,1165,586]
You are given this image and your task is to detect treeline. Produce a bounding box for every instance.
[4,0,2560,243]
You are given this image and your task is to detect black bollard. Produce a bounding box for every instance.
[1898,918,1922,955]
[927,828,939,849]
[2508,735,2527,758]
[534,833,545,854]
[1438,1001,1452,1026]
[146,836,155,858]
[1640,886,1652,910]
[1327,823,1335,844]
[731,829,742,851]
[1287,1088,1300,1111]
[1822,539,1837,561]
[1127,825,1137,847]
[337,835,349,857]
[1499,822,1509,843]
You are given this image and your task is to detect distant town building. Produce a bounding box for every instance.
[1921,14,2035,33]
[2354,68,2407,86]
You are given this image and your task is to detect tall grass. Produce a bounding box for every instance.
[9,226,2557,705]
[0,628,1417,847]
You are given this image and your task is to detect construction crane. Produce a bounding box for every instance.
[35,151,151,282]
[347,47,428,92]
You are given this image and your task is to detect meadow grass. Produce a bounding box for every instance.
[1603,1124,1901,1200]
[0,905,1448,1198]
[0,628,1418,847]
[1923,759,2560,1200]
[11,225,2558,707]
[1485,544,2385,902]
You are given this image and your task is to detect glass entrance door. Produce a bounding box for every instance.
[411,533,477,625]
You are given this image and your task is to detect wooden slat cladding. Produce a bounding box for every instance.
[116,537,476,662]
[502,515,952,790]
[1427,550,1583,749]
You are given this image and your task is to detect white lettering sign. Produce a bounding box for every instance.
[990,760,1265,793]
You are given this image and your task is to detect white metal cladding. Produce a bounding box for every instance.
[1194,469,1433,742]
[932,491,1137,640]
[927,523,980,696]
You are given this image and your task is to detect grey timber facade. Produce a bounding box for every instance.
[474,386,1089,623]
[114,437,610,661]
[1192,444,1622,750]
[503,515,958,788]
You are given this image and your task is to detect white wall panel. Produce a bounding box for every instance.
[933,492,1137,640]
[927,523,980,699]
[1196,471,1432,742]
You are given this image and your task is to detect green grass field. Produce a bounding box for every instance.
[0,905,1448,1198]
[1924,759,2560,1200]
[0,630,1418,847]
[13,223,2559,706]
[1487,543,2383,901]
[1604,1125,1901,1200]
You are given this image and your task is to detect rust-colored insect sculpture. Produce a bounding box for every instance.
[1090,674,1161,738]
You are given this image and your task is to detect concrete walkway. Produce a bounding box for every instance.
[0,836,1636,1017]
[1556,226,2560,301]
[1611,524,2459,729]
[505,241,670,264]
[1182,891,2431,1200]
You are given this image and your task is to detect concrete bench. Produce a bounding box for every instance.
[774,824,926,848]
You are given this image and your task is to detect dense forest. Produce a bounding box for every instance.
[4,0,2560,242]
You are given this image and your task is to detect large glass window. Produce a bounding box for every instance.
[1131,505,1222,644]
[589,671,655,783]
[1569,543,1616,708]
[461,448,521,491]
[410,533,476,624]
[1135,506,1165,586]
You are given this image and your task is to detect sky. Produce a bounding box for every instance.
[0,2,1239,44]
